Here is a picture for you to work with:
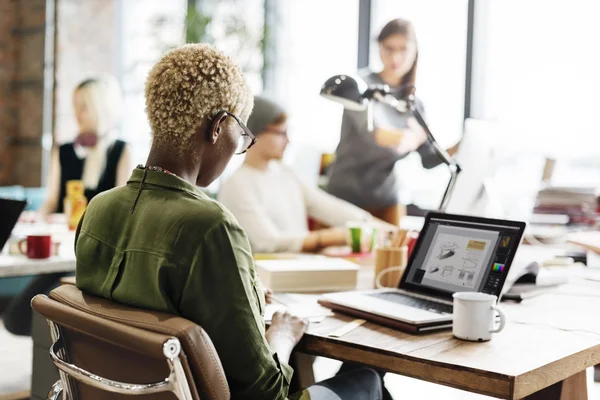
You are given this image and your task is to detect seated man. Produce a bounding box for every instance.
[219,96,381,253]
[74,44,382,400]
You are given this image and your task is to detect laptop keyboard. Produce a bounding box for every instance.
[369,292,453,314]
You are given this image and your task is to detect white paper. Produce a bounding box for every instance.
[264,303,333,323]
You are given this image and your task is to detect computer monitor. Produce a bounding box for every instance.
[445,119,500,217]
[0,198,27,252]
[444,120,547,223]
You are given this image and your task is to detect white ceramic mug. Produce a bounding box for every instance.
[452,292,506,341]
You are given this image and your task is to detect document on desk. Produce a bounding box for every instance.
[505,246,565,287]
[264,303,334,323]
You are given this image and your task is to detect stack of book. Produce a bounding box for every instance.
[534,186,599,224]
[255,258,359,292]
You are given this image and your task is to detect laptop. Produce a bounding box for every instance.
[0,198,27,252]
[319,212,526,333]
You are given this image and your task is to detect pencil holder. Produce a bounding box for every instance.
[374,246,408,288]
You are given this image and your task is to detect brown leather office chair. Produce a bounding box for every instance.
[31,285,230,400]
[59,276,76,286]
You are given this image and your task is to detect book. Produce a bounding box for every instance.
[255,258,359,292]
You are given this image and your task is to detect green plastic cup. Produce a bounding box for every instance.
[348,223,376,254]
[349,225,362,253]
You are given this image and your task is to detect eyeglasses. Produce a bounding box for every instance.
[382,46,410,56]
[263,128,288,137]
[212,110,257,155]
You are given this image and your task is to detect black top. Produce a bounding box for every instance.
[57,140,126,213]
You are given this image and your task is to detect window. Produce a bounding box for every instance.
[118,0,266,193]
[473,0,600,158]
[266,0,360,159]
[370,0,468,147]
[118,0,187,166]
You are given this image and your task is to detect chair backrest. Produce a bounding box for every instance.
[31,285,230,400]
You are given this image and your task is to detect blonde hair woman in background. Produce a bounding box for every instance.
[5,75,130,336]
[39,74,131,216]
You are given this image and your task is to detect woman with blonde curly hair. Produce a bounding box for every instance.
[73,44,382,400]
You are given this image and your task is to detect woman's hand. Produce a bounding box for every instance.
[267,310,309,347]
[264,287,273,304]
[265,310,309,364]
[18,211,42,223]
[302,228,349,252]
[397,118,427,153]
[373,118,427,154]
[320,228,349,247]
[446,140,461,157]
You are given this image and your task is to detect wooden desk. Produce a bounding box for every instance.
[0,255,76,278]
[1,224,75,278]
[290,251,600,399]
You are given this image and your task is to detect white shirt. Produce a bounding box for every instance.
[218,162,371,253]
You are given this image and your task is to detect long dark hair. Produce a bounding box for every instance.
[377,18,418,88]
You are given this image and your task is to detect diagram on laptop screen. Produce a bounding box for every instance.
[422,233,491,289]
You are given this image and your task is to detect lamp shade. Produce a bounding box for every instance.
[320,75,368,111]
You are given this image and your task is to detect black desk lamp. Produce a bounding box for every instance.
[320,74,461,212]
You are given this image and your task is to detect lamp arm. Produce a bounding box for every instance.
[409,106,456,168]
[371,92,462,213]
[438,163,461,213]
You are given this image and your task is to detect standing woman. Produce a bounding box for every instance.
[5,75,131,336]
[327,18,453,225]
[38,74,131,216]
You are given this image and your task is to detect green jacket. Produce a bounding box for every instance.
[75,167,305,400]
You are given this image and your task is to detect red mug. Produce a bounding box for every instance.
[19,235,52,259]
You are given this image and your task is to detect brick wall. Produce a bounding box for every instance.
[0,0,19,185]
[0,0,118,187]
[0,0,47,187]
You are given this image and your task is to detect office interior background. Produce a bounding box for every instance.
[1,0,599,213]
[1,1,600,399]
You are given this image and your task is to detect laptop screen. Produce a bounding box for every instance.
[0,198,27,252]
[400,212,525,299]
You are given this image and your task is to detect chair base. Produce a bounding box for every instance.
[47,380,62,400]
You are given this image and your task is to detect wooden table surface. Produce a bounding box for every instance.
[0,255,76,278]
[290,252,600,399]
[0,224,76,278]
[11,231,597,398]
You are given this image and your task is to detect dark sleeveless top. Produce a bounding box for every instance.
[57,140,126,213]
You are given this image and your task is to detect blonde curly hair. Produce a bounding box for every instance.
[145,43,253,154]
